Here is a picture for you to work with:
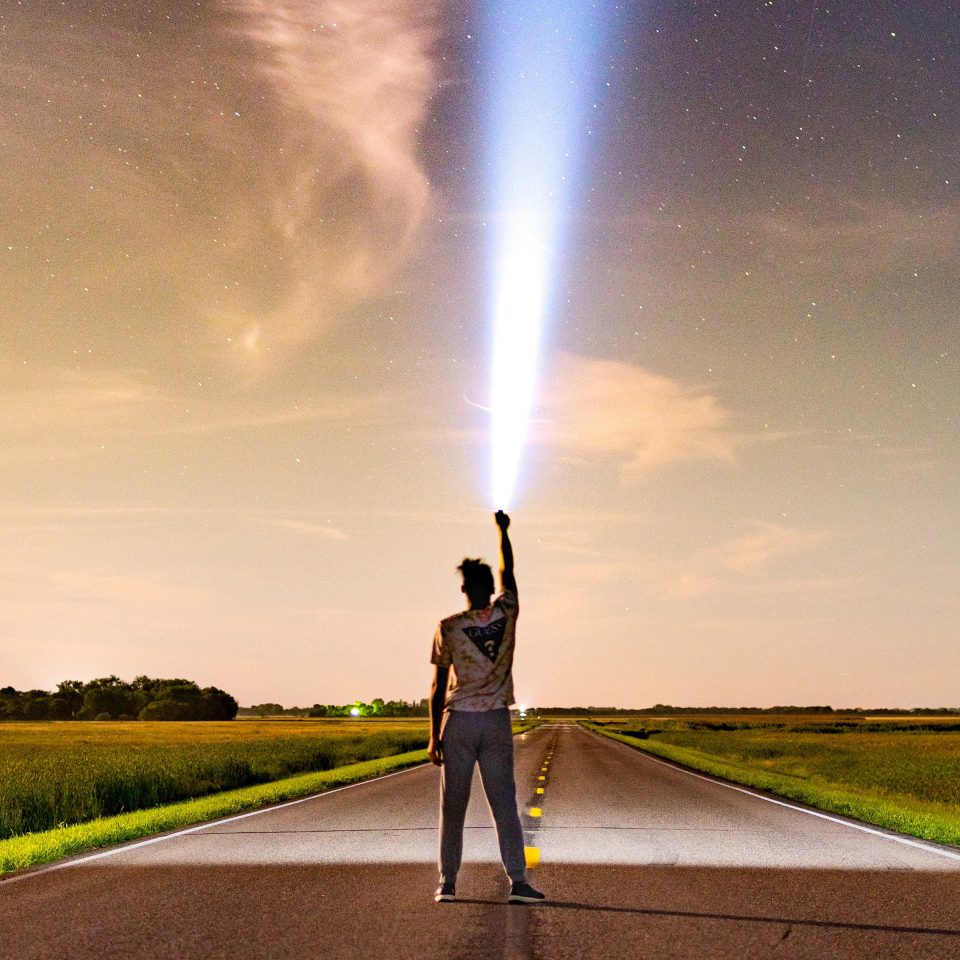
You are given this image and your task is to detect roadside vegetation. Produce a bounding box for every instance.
[1,717,539,874]
[0,748,430,875]
[0,719,429,839]
[586,715,960,848]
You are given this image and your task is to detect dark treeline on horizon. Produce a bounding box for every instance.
[239,698,430,718]
[1,676,238,721]
[532,705,960,715]
[242,702,960,717]
[7,688,959,720]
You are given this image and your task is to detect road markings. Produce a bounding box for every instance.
[603,733,960,865]
[520,731,559,876]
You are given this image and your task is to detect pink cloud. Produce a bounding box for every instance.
[226,0,439,358]
[534,352,739,478]
[702,523,833,573]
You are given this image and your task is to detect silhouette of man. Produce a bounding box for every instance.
[429,510,545,904]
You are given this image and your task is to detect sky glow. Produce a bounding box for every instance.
[485,2,610,508]
[2,2,959,709]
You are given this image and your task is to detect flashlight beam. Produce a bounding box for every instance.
[484,2,612,508]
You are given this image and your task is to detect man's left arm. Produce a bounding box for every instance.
[428,665,449,765]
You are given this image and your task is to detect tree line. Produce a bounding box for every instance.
[238,698,430,718]
[532,705,960,715]
[0,676,238,721]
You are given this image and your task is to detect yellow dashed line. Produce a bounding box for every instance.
[537,775,546,781]
[524,846,540,868]
[529,807,542,817]
[536,787,544,795]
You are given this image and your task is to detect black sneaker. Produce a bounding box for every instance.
[434,882,456,903]
[508,880,545,904]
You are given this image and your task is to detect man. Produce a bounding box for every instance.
[429,510,545,905]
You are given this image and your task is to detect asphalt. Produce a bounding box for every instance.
[3,723,960,959]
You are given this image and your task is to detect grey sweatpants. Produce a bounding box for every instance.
[438,707,526,883]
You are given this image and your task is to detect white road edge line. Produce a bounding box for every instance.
[1,762,431,887]
[600,731,960,864]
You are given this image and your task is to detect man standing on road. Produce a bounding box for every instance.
[428,511,545,905]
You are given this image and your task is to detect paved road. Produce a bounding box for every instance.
[4,723,960,959]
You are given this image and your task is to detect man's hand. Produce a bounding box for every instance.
[428,736,443,766]
[495,510,510,530]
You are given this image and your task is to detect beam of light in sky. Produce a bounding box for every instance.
[485,1,612,509]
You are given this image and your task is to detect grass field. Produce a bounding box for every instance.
[1,717,540,875]
[587,715,960,848]
[1,719,429,840]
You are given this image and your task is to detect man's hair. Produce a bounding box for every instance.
[458,558,495,597]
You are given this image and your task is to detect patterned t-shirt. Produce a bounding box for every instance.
[430,589,519,711]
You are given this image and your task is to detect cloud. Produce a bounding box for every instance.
[0,362,405,461]
[0,366,174,438]
[267,519,350,541]
[876,443,940,476]
[527,513,833,601]
[533,352,739,478]
[45,570,218,607]
[225,0,439,358]
[662,523,835,597]
[0,2,440,369]
[753,197,960,279]
[702,523,832,574]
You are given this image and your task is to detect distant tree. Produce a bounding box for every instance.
[158,681,203,708]
[199,687,238,720]
[55,680,86,717]
[139,699,191,721]
[83,678,139,720]
[0,686,24,719]
[248,703,285,717]
[22,691,52,720]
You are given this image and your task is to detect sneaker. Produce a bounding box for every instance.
[508,880,546,904]
[434,882,456,903]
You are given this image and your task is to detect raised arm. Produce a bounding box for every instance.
[495,510,517,595]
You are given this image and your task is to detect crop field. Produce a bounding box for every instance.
[588,714,960,846]
[1,719,429,839]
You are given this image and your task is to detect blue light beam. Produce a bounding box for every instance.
[485,1,612,509]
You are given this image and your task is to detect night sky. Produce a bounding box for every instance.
[2,1,957,707]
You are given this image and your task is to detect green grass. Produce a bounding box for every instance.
[0,748,429,875]
[585,717,960,849]
[0,719,429,839]
[1,718,540,875]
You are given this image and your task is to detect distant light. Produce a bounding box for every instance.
[350,707,360,717]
